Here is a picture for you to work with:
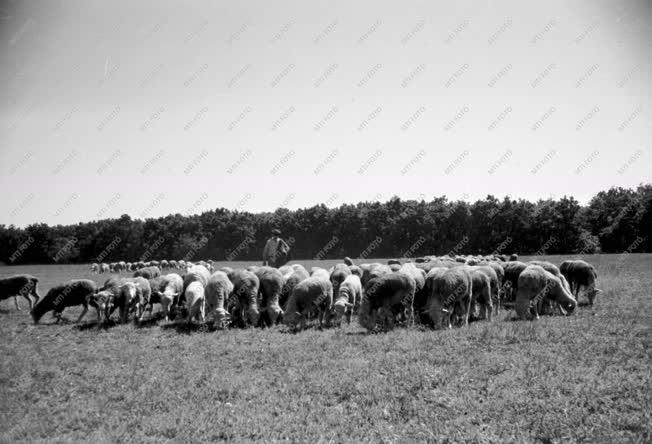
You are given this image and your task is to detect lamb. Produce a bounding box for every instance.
[185,281,205,324]
[227,269,260,327]
[0,274,39,311]
[426,267,472,329]
[31,279,98,324]
[559,260,601,305]
[328,274,362,325]
[516,265,577,320]
[358,272,416,331]
[205,271,234,327]
[254,266,285,326]
[283,276,333,331]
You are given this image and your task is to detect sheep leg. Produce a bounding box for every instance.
[76,305,89,323]
[13,296,21,311]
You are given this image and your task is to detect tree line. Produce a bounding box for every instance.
[1,185,650,265]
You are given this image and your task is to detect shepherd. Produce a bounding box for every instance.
[262,228,291,267]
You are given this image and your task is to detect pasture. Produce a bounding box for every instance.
[1,254,650,442]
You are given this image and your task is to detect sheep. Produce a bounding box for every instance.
[133,266,161,280]
[358,272,416,331]
[177,260,186,269]
[280,267,310,309]
[184,281,205,324]
[343,257,354,266]
[253,266,285,326]
[469,269,493,322]
[328,274,362,325]
[0,274,39,311]
[502,261,528,303]
[205,271,233,327]
[227,269,260,327]
[131,277,152,322]
[149,273,183,321]
[182,264,211,297]
[560,260,601,305]
[106,281,138,323]
[310,267,330,281]
[387,259,401,266]
[330,264,352,299]
[360,263,392,288]
[516,265,577,320]
[90,263,99,274]
[472,265,500,316]
[31,279,98,324]
[159,259,169,270]
[100,263,110,273]
[169,260,178,269]
[426,267,472,330]
[283,276,333,331]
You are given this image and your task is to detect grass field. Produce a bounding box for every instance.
[1,254,650,442]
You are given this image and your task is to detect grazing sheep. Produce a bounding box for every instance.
[502,261,528,303]
[343,257,354,266]
[278,265,293,276]
[227,270,260,327]
[361,263,392,288]
[283,276,333,331]
[509,253,518,261]
[516,265,577,320]
[131,277,152,322]
[90,263,99,274]
[160,260,169,270]
[184,281,205,324]
[472,265,500,315]
[134,266,161,280]
[100,263,110,273]
[205,272,233,327]
[177,260,186,269]
[560,260,601,305]
[280,267,310,309]
[328,274,362,325]
[107,281,138,323]
[149,273,183,321]
[31,279,97,324]
[182,265,210,293]
[469,269,493,322]
[359,272,416,331]
[399,263,427,320]
[168,260,178,269]
[0,274,39,311]
[254,266,285,326]
[330,264,352,299]
[426,267,472,329]
[387,259,401,266]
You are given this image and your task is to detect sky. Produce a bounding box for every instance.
[1,0,650,227]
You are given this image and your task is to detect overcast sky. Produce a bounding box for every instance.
[1,0,650,227]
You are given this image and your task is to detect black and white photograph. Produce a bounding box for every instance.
[1,0,650,441]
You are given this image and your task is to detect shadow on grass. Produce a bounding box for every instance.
[74,319,120,331]
[159,321,225,334]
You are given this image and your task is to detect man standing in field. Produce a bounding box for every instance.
[262,229,291,267]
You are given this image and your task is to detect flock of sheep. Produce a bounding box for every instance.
[0,254,600,331]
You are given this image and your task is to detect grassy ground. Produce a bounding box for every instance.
[0,254,650,442]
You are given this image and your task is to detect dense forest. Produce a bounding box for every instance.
[1,185,650,265]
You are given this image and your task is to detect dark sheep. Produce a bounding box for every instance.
[559,260,601,305]
[31,279,98,324]
[254,266,285,326]
[359,272,416,331]
[227,269,260,327]
[0,274,39,311]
